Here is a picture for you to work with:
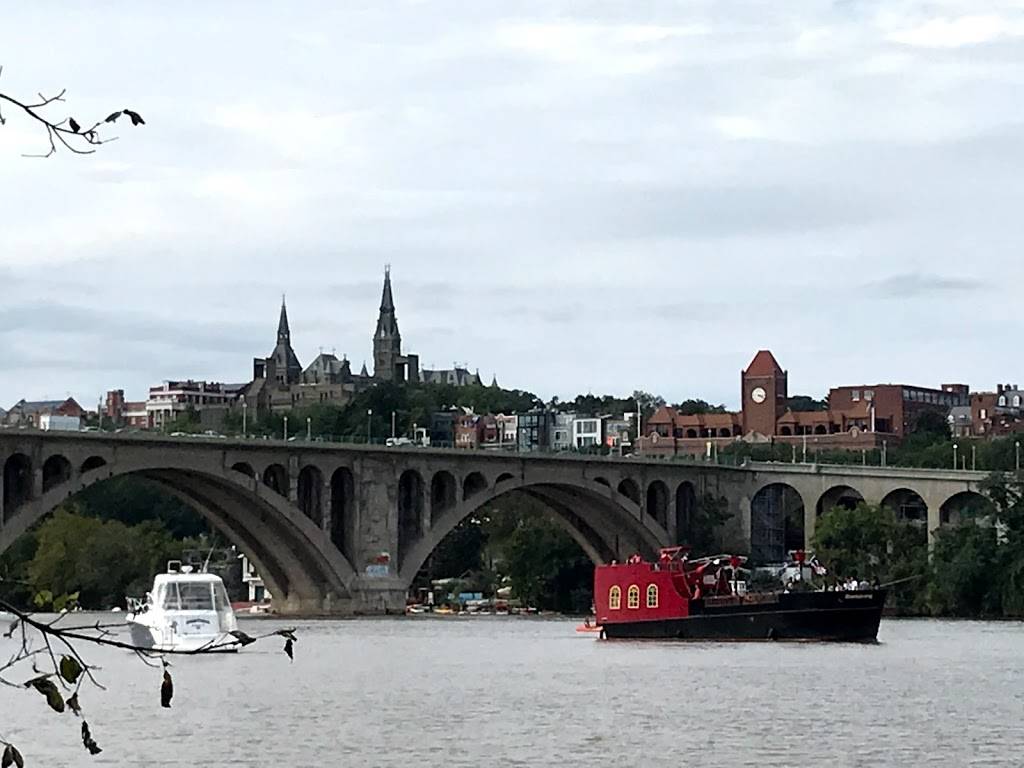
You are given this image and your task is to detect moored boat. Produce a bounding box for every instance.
[126,561,239,652]
[595,547,885,642]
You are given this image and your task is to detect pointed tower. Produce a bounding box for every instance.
[373,266,403,381]
[490,374,499,389]
[268,295,302,386]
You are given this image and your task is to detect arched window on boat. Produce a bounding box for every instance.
[627,584,640,609]
[646,584,658,609]
[609,586,621,610]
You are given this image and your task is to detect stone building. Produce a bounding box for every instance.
[4,398,85,426]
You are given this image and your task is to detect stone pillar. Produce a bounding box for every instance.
[32,466,43,501]
[287,455,299,503]
[924,492,944,551]
[801,490,818,551]
[321,478,333,535]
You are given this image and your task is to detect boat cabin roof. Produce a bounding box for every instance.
[153,572,224,586]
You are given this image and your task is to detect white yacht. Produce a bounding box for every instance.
[126,561,238,652]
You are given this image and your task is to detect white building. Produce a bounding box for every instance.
[146,380,238,430]
[495,414,518,446]
[572,416,605,449]
[239,554,272,604]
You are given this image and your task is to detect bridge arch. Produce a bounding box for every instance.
[0,456,356,613]
[3,453,32,521]
[646,480,669,529]
[329,467,355,562]
[816,485,864,517]
[231,462,255,478]
[881,488,927,523]
[675,481,696,545]
[463,471,488,502]
[81,456,106,473]
[939,490,992,526]
[263,463,289,497]
[430,471,457,524]
[397,469,425,569]
[397,476,669,584]
[297,465,324,527]
[750,482,805,563]
[617,478,640,506]
[42,454,72,492]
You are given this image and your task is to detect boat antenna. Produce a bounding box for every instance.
[201,535,220,574]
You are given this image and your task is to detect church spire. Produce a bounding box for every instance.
[277,294,290,343]
[380,265,395,312]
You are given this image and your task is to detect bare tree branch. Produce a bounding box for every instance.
[0,66,144,157]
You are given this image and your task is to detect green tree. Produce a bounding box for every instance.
[673,399,727,415]
[813,503,928,612]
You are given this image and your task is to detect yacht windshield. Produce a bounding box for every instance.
[160,582,215,611]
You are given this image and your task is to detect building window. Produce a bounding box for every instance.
[646,584,659,608]
[851,390,860,401]
[627,585,640,609]
[1015,396,1022,408]
[981,408,988,420]
[998,396,1007,407]
[864,390,874,401]
[609,586,621,610]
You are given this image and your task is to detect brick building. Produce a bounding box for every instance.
[4,398,85,427]
[639,350,967,457]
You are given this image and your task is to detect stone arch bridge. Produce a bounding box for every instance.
[0,432,988,614]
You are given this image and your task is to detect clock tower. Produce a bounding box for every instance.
[741,350,787,437]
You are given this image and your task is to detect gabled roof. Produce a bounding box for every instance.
[744,350,784,377]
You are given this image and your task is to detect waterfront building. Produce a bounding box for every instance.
[639,350,969,457]
[517,409,552,452]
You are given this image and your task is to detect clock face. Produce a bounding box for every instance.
[751,386,767,404]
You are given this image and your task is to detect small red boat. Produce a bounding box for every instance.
[594,547,885,642]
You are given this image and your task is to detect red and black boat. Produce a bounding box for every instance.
[594,547,885,642]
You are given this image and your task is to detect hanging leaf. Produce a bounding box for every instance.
[59,655,83,684]
[284,638,294,661]
[275,628,297,642]
[26,676,65,713]
[160,669,173,708]
[68,117,80,133]
[81,721,102,755]
[3,620,17,638]
[1,743,23,768]
[104,111,121,123]
[66,692,82,716]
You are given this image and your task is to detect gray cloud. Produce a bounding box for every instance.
[0,1,1021,409]
[864,273,984,298]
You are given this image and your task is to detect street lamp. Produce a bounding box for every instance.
[1016,441,1021,473]
[283,416,288,442]
[952,443,958,470]
[241,396,247,438]
[367,409,373,444]
[306,416,312,441]
[971,444,976,471]
[391,411,397,440]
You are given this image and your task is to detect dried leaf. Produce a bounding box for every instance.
[59,655,83,684]
[3,620,18,638]
[122,108,145,126]
[275,628,297,642]
[27,676,65,713]
[104,111,121,123]
[68,117,80,133]
[160,669,173,708]
[66,692,82,716]
[1,743,23,768]
[284,637,294,661]
[81,721,102,755]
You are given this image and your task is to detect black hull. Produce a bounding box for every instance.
[602,590,886,642]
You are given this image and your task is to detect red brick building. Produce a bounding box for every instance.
[639,350,966,457]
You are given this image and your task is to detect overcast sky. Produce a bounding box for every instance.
[1,1,1021,411]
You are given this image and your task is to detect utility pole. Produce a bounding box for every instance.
[241,396,247,438]
[367,409,373,444]
[283,416,288,442]
[971,444,976,471]
[1016,441,1021,472]
[391,411,397,439]
[306,416,312,441]
[953,443,958,470]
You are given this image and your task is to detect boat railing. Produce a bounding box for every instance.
[126,596,149,613]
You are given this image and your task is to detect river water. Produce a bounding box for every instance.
[1,616,1021,766]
